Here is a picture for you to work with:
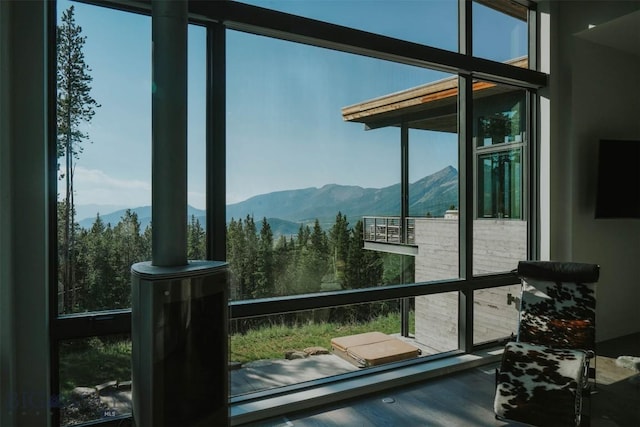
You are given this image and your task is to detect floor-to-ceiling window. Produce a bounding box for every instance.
[49,0,544,425]
[225,0,540,400]
[51,1,206,425]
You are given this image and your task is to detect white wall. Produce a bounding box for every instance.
[544,0,640,341]
[571,37,640,340]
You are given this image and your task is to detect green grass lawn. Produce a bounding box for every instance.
[59,311,414,393]
[59,336,132,397]
[230,311,414,363]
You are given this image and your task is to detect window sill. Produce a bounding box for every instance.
[230,346,504,426]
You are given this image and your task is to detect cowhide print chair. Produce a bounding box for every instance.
[494,261,600,426]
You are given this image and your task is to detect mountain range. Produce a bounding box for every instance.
[77,165,458,236]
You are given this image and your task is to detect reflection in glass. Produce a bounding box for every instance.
[473,0,528,66]
[414,291,459,354]
[473,81,527,275]
[475,85,526,148]
[478,149,521,220]
[473,285,520,345]
[59,335,131,426]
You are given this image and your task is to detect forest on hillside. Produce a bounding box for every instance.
[60,207,413,321]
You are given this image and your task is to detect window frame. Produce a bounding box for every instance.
[49,0,545,425]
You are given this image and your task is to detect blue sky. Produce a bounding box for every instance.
[58,0,526,217]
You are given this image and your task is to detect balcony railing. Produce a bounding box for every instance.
[363,216,415,245]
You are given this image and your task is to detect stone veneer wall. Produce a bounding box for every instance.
[414,218,526,353]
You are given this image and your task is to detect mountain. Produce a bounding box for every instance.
[75,204,129,223]
[78,205,206,231]
[226,165,458,223]
[76,166,458,233]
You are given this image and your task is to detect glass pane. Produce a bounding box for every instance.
[56,0,151,314]
[239,0,458,51]
[414,291,459,354]
[414,217,459,281]
[473,81,527,275]
[408,98,459,284]
[56,0,207,313]
[230,299,428,397]
[473,284,520,345]
[477,149,522,219]
[409,129,458,218]
[475,83,526,148]
[227,31,449,300]
[473,0,528,67]
[187,25,208,260]
[473,217,526,274]
[59,335,132,426]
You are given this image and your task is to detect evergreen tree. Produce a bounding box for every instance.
[142,223,152,261]
[81,214,115,310]
[296,223,310,248]
[57,5,100,313]
[241,215,259,299]
[273,235,294,295]
[346,220,383,289]
[111,210,145,308]
[328,212,350,286]
[187,215,206,260]
[310,219,328,255]
[255,217,274,298]
[226,218,245,300]
[297,219,328,293]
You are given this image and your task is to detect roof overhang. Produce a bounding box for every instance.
[342,57,528,132]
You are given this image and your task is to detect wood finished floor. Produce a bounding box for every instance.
[240,334,640,427]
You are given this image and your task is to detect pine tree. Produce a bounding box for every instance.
[226,218,245,300]
[187,215,206,259]
[112,210,145,308]
[297,219,328,293]
[329,212,350,286]
[346,220,383,289]
[255,217,274,298]
[242,215,259,299]
[273,235,294,295]
[57,5,100,312]
[82,214,114,311]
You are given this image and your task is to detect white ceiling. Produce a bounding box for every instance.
[575,9,640,57]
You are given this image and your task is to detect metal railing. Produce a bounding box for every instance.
[363,216,415,244]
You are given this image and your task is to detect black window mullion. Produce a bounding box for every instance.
[206,21,226,262]
[458,74,475,353]
[194,0,546,89]
[457,0,475,354]
[459,0,472,56]
[54,309,132,340]
[230,272,518,320]
[528,90,540,260]
[48,2,60,425]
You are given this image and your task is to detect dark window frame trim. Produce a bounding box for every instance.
[78,0,546,88]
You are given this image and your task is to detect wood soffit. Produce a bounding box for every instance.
[342,57,528,132]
